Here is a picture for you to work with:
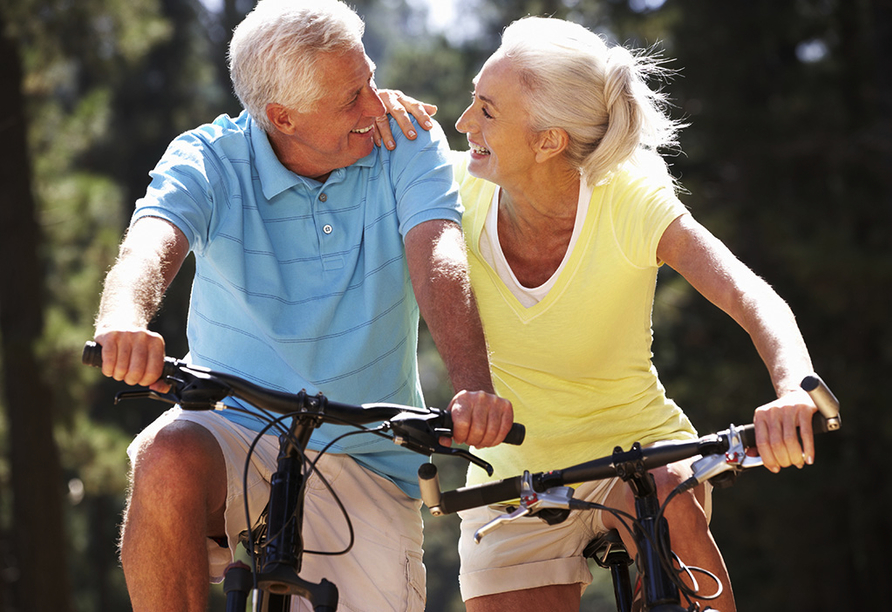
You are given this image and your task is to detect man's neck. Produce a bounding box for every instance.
[266,129,335,182]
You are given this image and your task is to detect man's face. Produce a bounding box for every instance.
[270,45,385,179]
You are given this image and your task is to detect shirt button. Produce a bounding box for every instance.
[319,193,328,202]
[323,224,333,234]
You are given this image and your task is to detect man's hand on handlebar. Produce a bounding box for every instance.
[753,388,817,473]
[447,390,514,449]
[93,328,170,392]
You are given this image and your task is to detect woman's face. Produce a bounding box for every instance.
[455,54,539,186]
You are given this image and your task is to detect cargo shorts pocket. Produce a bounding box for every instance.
[405,545,425,611]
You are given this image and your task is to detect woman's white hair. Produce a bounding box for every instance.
[228,0,365,132]
[498,17,683,186]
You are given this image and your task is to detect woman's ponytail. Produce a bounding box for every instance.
[499,17,682,186]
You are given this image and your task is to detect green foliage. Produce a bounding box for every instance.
[656,3,892,609]
[380,35,484,150]
[2,0,888,609]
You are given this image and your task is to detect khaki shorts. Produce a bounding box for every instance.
[128,407,425,612]
[457,474,713,601]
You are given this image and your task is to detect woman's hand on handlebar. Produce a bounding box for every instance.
[447,390,514,449]
[373,89,437,150]
[753,388,817,473]
[93,328,170,392]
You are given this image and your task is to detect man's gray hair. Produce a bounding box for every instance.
[229,0,365,132]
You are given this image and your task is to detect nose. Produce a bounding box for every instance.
[455,104,473,134]
[364,83,386,117]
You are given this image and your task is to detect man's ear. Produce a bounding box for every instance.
[534,128,570,163]
[266,103,296,135]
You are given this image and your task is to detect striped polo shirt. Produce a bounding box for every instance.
[132,110,462,495]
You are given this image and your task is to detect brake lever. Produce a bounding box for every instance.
[688,423,763,487]
[439,447,495,476]
[473,471,576,543]
[114,388,181,406]
[110,370,232,411]
[389,411,495,475]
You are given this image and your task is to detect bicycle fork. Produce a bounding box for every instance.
[223,417,338,612]
[615,444,688,612]
[628,475,683,610]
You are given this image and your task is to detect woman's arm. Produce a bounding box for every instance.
[657,213,817,473]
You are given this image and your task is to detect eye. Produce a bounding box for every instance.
[470,91,494,120]
[345,89,362,108]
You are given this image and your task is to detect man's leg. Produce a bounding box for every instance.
[120,420,228,612]
[289,452,426,612]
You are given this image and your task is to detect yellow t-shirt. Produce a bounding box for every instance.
[456,157,698,486]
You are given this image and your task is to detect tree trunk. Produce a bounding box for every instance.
[0,11,73,612]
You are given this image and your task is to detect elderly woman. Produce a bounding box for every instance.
[381,15,818,612]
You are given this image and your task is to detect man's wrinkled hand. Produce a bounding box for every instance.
[447,390,514,448]
[94,328,170,392]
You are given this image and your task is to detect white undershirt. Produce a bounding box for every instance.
[478,180,593,307]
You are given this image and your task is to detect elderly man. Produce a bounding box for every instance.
[93,1,513,610]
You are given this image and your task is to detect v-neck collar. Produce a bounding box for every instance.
[472,179,598,321]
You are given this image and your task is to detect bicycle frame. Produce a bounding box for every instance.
[223,414,339,612]
[419,374,841,612]
[615,445,688,611]
[82,340,524,612]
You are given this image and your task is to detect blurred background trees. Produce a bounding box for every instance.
[0,0,888,610]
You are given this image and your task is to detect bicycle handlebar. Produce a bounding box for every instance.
[82,341,525,470]
[420,373,840,516]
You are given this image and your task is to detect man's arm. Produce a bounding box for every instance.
[404,219,513,448]
[94,216,190,390]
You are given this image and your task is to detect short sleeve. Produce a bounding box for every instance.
[608,167,688,268]
[132,128,225,254]
[384,117,463,238]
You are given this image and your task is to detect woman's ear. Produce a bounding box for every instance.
[266,103,296,135]
[534,128,570,163]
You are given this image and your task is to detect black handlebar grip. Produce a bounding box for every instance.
[738,423,757,448]
[504,423,525,446]
[737,374,840,452]
[437,477,524,515]
[82,341,103,368]
[442,412,525,446]
[82,340,181,380]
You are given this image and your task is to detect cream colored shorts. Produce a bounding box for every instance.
[128,407,425,612]
[457,474,713,602]
[457,477,619,601]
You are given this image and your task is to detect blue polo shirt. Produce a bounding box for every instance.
[132,110,462,496]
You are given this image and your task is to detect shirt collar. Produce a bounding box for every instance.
[248,113,380,201]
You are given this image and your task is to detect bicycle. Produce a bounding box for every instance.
[81,340,524,612]
[416,374,841,612]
